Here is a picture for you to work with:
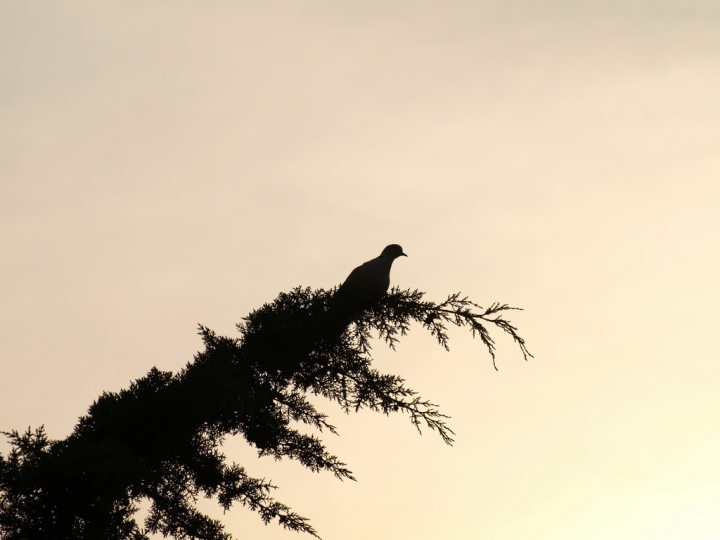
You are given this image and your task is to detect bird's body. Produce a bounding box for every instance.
[337,244,407,299]
[325,245,407,340]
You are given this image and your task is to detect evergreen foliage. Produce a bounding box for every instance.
[0,287,530,539]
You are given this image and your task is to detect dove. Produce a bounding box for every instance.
[336,244,407,300]
[324,245,407,341]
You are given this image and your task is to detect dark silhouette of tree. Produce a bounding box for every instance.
[0,287,530,540]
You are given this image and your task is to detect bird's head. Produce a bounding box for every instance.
[381,244,408,259]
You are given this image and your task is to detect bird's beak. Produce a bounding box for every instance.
[401,252,408,257]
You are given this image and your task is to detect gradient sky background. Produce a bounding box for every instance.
[2,2,720,539]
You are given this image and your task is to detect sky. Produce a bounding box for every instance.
[1,1,720,539]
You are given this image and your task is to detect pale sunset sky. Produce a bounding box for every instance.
[1,2,720,539]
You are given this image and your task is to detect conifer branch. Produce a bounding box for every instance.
[0,286,529,540]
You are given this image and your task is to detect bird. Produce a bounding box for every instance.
[336,244,408,300]
[322,245,407,341]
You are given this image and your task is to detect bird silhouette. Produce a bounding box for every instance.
[337,244,407,297]
[334,244,407,312]
[323,244,408,346]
